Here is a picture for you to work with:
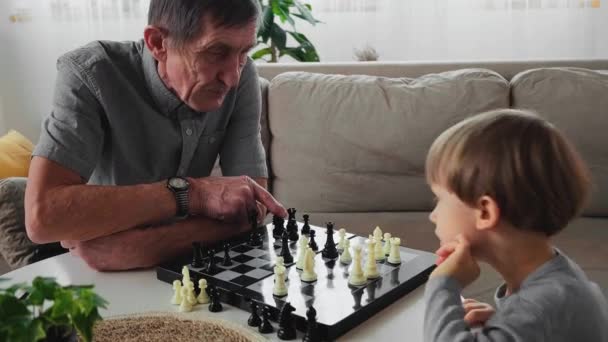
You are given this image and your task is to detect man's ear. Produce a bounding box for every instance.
[475,195,500,231]
[143,25,168,62]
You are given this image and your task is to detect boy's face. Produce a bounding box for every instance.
[429,184,478,246]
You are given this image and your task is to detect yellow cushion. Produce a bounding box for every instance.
[0,130,34,178]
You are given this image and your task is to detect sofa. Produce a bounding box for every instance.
[2,59,607,302]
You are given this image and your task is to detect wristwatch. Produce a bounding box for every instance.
[167,177,190,219]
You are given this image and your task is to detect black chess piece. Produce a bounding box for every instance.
[258,305,274,334]
[273,215,285,238]
[321,222,339,259]
[249,229,263,247]
[277,302,296,340]
[279,231,294,263]
[205,249,218,274]
[308,229,318,251]
[286,208,298,242]
[191,242,204,268]
[301,214,311,235]
[208,287,223,312]
[247,300,262,327]
[222,243,232,266]
[302,305,320,342]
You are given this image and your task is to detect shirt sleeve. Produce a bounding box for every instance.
[219,58,268,178]
[32,55,104,181]
[424,276,547,342]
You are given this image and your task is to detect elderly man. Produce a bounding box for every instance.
[25,0,286,271]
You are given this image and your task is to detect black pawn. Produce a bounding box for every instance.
[222,243,232,266]
[258,305,274,334]
[321,222,339,259]
[280,231,294,263]
[303,305,320,342]
[277,302,296,340]
[247,301,262,327]
[205,249,218,274]
[301,214,311,235]
[308,230,318,251]
[208,287,223,312]
[191,242,204,268]
[273,215,285,238]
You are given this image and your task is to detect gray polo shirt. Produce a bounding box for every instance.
[34,40,267,185]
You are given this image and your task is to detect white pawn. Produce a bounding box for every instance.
[296,235,309,270]
[337,228,347,251]
[364,238,380,279]
[374,235,385,261]
[171,280,182,305]
[340,239,352,264]
[388,237,402,265]
[373,226,383,242]
[348,245,366,286]
[300,247,317,282]
[382,233,392,256]
[179,283,195,312]
[273,264,288,297]
[197,279,209,304]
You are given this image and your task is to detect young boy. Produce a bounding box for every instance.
[423,109,608,342]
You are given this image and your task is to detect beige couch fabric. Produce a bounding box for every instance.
[269,69,510,212]
[0,177,36,268]
[511,68,608,216]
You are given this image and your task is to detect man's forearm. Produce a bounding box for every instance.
[72,215,251,271]
[27,181,177,243]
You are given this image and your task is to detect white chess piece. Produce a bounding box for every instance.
[197,278,210,304]
[179,283,196,312]
[364,238,380,279]
[373,226,383,242]
[387,237,402,265]
[340,239,352,264]
[182,265,194,288]
[171,280,182,305]
[296,235,309,270]
[337,228,347,251]
[382,233,392,256]
[348,245,366,286]
[273,264,288,297]
[300,247,317,282]
[374,235,385,261]
[275,256,286,274]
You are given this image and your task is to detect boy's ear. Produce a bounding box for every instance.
[475,195,500,231]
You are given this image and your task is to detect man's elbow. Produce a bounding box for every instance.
[25,201,57,244]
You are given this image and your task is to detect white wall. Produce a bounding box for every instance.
[0,0,606,142]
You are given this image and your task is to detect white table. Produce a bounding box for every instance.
[3,253,427,341]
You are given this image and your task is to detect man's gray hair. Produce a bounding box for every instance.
[148,0,260,48]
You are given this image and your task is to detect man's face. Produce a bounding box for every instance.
[162,17,257,112]
[428,184,478,247]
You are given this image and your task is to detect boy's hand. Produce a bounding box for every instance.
[430,235,480,288]
[462,298,495,327]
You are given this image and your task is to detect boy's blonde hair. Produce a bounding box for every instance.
[425,109,590,236]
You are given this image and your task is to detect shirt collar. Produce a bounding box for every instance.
[141,40,183,116]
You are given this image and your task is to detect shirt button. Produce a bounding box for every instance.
[209,137,216,144]
[185,128,193,136]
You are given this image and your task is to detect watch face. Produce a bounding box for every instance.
[169,177,188,190]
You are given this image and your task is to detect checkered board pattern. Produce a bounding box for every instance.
[156,223,436,340]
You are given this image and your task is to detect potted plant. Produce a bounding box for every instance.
[0,277,108,342]
[253,0,322,62]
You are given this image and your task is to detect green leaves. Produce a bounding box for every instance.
[254,0,321,62]
[0,277,107,342]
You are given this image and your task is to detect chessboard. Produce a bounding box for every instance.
[156,216,436,340]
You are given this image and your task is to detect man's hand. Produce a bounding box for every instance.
[429,235,480,288]
[189,176,286,223]
[462,298,495,327]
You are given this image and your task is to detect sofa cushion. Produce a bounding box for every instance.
[269,69,510,212]
[0,130,34,178]
[0,177,36,268]
[511,68,608,216]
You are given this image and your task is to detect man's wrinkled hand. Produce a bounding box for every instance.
[462,298,495,327]
[429,235,480,288]
[189,176,286,223]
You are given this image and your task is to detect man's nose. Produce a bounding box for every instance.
[218,55,242,88]
[429,209,436,223]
